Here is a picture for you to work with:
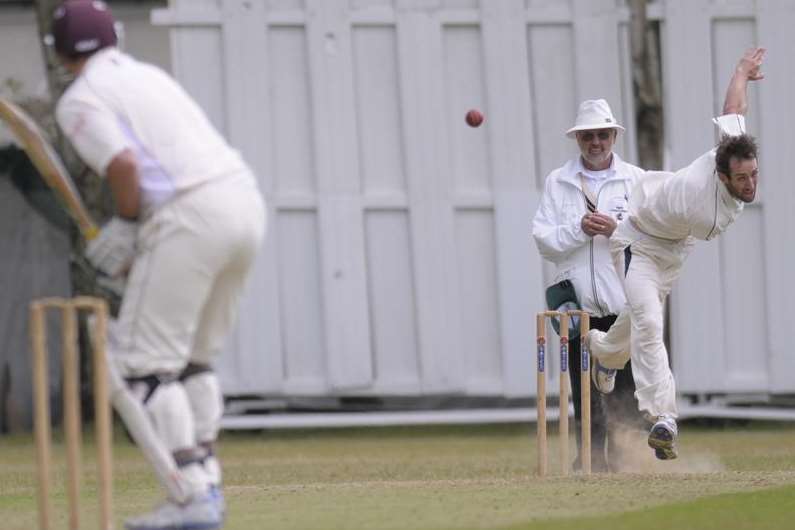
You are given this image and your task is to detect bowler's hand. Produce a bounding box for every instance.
[737,47,765,81]
[581,211,617,237]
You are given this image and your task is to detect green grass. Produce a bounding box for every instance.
[2,423,795,529]
[511,483,795,530]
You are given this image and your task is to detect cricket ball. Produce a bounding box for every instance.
[465,109,484,128]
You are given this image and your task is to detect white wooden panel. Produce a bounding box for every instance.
[572,0,630,161]
[443,25,490,193]
[757,0,795,392]
[316,197,374,389]
[664,2,790,398]
[707,17,764,388]
[527,24,576,183]
[269,0,305,9]
[305,0,361,195]
[221,1,270,177]
[711,19,759,132]
[492,192,541,397]
[217,4,275,389]
[526,0,571,10]
[306,0,374,390]
[396,0,466,392]
[481,0,540,397]
[662,0,714,164]
[527,23,578,340]
[149,0,795,404]
[269,26,316,194]
[220,215,284,394]
[671,245,724,392]
[444,0,478,8]
[351,0,394,8]
[121,8,173,71]
[720,207,768,391]
[170,28,226,134]
[278,212,326,394]
[216,1,284,395]
[365,211,422,392]
[663,0,722,393]
[455,210,502,393]
[351,26,406,193]
[572,0,622,107]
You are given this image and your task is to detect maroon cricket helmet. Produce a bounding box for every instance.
[51,1,117,59]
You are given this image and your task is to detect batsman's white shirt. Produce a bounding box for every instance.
[589,114,746,420]
[56,48,266,376]
[57,48,250,216]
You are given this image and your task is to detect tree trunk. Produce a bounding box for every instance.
[629,0,664,170]
[34,0,70,104]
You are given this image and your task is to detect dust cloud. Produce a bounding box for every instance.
[609,424,725,474]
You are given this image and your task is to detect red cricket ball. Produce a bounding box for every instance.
[465,109,484,128]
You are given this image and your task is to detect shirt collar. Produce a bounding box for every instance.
[561,152,626,185]
[574,154,617,177]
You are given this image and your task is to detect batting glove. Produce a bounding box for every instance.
[85,216,138,277]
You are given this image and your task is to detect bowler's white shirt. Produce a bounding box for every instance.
[628,114,746,241]
[56,48,250,216]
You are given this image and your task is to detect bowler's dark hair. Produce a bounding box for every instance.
[715,134,758,176]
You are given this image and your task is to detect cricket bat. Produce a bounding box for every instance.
[0,96,99,240]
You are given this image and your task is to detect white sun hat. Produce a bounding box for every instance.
[565,99,625,138]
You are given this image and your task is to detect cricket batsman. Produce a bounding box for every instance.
[587,47,764,460]
[50,1,266,528]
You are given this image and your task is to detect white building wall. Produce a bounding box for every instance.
[156,0,795,402]
[152,0,638,399]
[2,0,792,405]
[658,0,795,397]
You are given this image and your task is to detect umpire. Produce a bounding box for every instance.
[532,99,644,472]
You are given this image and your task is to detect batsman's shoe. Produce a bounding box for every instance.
[124,492,222,530]
[591,358,616,394]
[647,416,678,460]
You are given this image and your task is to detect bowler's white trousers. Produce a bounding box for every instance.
[109,173,266,376]
[589,220,693,420]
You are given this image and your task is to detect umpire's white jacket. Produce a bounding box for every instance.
[532,154,645,317]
